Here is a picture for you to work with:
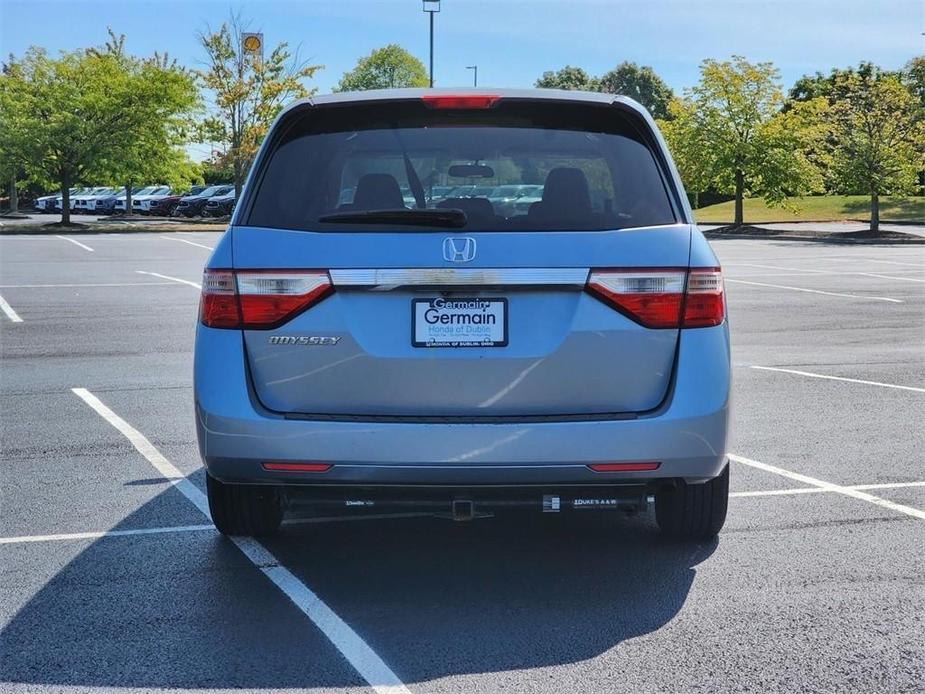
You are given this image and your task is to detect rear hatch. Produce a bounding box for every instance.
[225,94,694,418]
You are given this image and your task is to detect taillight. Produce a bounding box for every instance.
[421,94,501,109]
[682,268,725,328]
[586,267,724,329]
[199,269,332,329]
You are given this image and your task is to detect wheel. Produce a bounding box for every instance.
[206,473,283,536]
[655,464,729,541]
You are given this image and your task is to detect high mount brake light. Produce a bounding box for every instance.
[421,94,501,109]
[586,267,724,329]
[199,269,332,329]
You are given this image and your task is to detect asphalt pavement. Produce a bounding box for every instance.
[1,231,923,693]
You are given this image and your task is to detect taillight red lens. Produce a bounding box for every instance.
[588,462,661,472]
[262,462,332,472]
[199,270,240,328]
[586,269,686,328]
[586,267,725,329]
[421,94,501,109]
[200,269,332,329]
[682,268,725,328]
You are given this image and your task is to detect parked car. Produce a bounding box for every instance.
[195,89,730,541]
[147,192,185,217]
[34,188,76,213]
[201,189,236,217]
[487,184,530,216]
[55,187,91,211]
[132,186,171,214]
[511,185,545,215]
[73,187,116,213]
[114,185,162,214]
[173,185,233,217]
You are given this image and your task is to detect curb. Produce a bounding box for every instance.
[703,232,925,245]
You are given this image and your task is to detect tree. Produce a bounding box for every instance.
[599,61,673,119]
[902,56,925,110]
[826,74,924,232]
[657,98,717,209]
[198,13,321,197]
[334,44,428,92]
[535,66,598,91]
[684,56,823,226]
[0,36,199,225]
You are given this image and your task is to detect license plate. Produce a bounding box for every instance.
[412,298,508,348]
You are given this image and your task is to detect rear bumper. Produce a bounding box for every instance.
[194,323,730,486]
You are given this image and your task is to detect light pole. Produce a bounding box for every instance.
[466,65,478,87]
[423,0,440,87]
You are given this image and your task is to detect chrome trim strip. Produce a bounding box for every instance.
[329,268,589,288]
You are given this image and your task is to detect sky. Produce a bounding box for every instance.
[2,0,922,158]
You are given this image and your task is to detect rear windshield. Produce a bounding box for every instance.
[245,100,679,232]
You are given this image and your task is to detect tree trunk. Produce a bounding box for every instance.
[692,190,699,210]
[125,184,133,217]
[9,177,18,214]
[234,159,243,200]
[61,170,71,225]
[870,192,879,233]
[734,170,744,227]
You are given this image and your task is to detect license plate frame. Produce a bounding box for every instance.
[411,297,508,348]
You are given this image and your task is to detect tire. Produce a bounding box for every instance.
[206,473,283,537]
[655,464,729,541]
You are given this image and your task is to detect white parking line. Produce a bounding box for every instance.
[0,294,23,322]
[749,365,925,393]
[135,270,201,289]
[0,524,215,545]
[55,235,94,252]
[160,235,214,250]
[71,387,411,694]
[730,454,925,520]
[730,480,925,498]
[0,282,175,288]
[728,262,925,283]
[725,278,903,303]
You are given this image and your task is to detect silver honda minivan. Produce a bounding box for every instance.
[194,88,730,541]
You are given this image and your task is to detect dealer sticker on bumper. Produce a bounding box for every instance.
[412,298,508,348]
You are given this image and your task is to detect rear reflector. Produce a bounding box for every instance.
[262,462,332,473]
[200,269,332,329]
[421,94,501,109]
[588,462,661,472]
[586,267,724,329]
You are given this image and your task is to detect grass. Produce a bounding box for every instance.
[693,195,925,224]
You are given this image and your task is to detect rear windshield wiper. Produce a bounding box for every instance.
[317,208,468,229]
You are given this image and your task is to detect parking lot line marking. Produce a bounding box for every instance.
[750,365,925,393]
[728,262,925,284]
[135,270,202,289]
[71,387,411,694]
[725,278,903,303]
[0,282,176,288]
[0,294,23,322]
[54,235,94,252]
[861,258,925,268]
[730,454,925,521]
[0,524,215,545]
[160,235,214,250]
[730,480,925,498]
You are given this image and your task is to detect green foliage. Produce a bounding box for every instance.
[657,98,716,206]
[598,62,674,119]
[0,31,200,223]
[681,56,824,224]
[535,66,599,91]
[902,56,925,111]
[334,44,428,92]
[824,73,924,230]
[198,13,321,194]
